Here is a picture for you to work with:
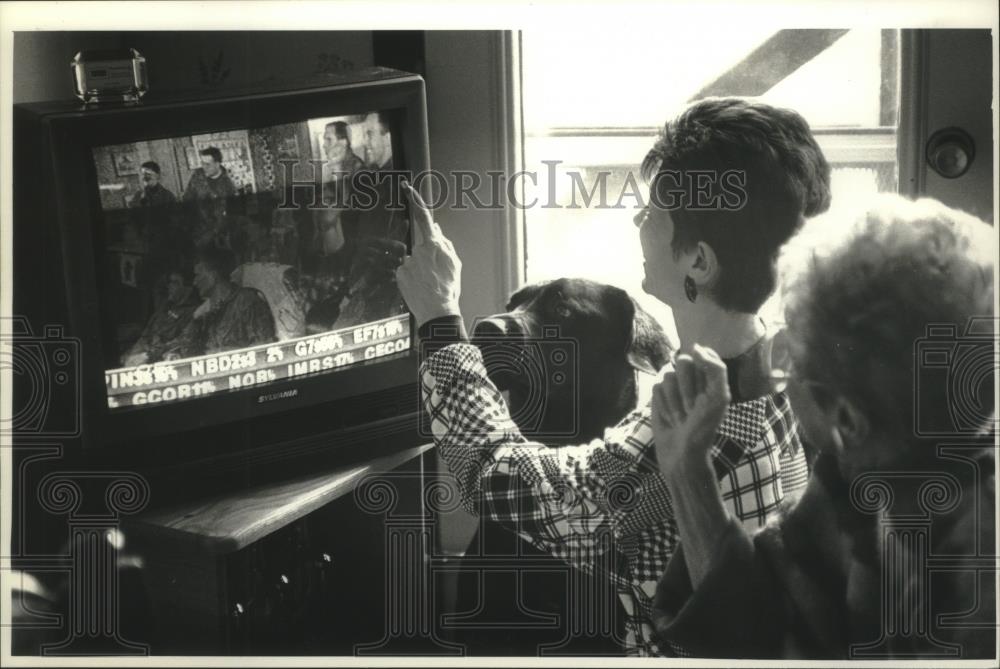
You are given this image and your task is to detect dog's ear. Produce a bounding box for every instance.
[505,281,548,311]
[623,296,673,375]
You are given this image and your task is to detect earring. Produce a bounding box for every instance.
[684,276,697,303]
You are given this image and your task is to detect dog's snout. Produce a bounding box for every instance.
[472,314,530,392]
[472,317,508,339]
[472,314,526,340]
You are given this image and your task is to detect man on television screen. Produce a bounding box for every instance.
[129,160,183,272]
[363,112,393,171]
[121,268,199,366]
[175,247,275,357]
[312,121,366,261]
[183,146,236,248]
[129,161,178,208]
[323,120,366,181]
[332,111,408,328]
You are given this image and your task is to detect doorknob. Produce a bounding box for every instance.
[925,127,975,179]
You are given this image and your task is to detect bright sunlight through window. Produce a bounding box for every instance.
[520,28,900,335]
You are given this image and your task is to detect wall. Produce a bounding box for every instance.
[425,31,514,324]
[424,31,514,555]
[14,31,129,103]
[130,31,375,93]
[13,31,375,103]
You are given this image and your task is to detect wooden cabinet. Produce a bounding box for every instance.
[124,445,431,655]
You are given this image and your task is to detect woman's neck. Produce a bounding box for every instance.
[674,301,765,359]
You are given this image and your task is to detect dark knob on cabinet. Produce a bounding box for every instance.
[926,127,975,178]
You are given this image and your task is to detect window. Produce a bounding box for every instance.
[520,28,900,333]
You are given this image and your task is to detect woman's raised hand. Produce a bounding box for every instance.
[651,344,732,476]
[395,182,463,327]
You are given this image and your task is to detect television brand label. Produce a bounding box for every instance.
[258,388,299,404]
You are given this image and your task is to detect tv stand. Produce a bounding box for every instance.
[123,443,433,655]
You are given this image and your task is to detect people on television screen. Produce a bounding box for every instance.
[183,146,236,249]
[129,161,178,208]
[332,112,407,328]
[333,236,408,328]
[363,112,393,171]
[312,121,365,261]
[304,296,342,335]
[174,247,276,357]
[121,269,199,366]
[302,115,401,302]
[128,160,185,275]
[323,120,366,182]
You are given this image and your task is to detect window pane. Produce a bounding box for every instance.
[521,26,780,130]
[521,28,900,332]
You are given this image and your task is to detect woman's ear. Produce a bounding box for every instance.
[690,241,719,288]
[829,396,870,459]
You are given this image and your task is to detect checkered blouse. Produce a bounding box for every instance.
[422,342,809,656]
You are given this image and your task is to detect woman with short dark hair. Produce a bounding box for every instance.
[633,97,832,494]
[640,98,830,315]
[394,97,834,655]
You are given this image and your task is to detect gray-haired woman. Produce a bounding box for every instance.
[651,194,995,659]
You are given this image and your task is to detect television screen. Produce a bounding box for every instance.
[92,110,412,410]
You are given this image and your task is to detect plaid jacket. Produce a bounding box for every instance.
[422,342,809,656]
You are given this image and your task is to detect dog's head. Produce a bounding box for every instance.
[472,278,673,442]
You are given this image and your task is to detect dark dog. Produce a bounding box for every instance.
[448,278,673,655]
[473,277,673,443]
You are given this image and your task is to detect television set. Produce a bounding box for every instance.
[13,68,430,468]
